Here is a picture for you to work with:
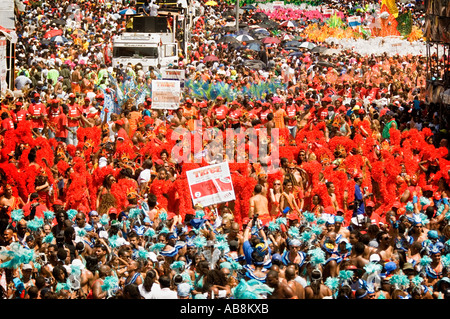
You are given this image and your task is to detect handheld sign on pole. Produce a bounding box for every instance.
[186,162,236,207]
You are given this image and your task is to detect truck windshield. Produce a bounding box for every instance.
[113,46,158,58]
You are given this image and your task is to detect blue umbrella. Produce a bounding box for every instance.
[288,51,303,56]
[252,28,270,36]
[241,4,256,10]
[236,34,254,42]
[245,42,262,51]
[118,8,136,15]
[236,30,250,36]
[50,35,69,44]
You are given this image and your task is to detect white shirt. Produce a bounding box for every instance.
[150,287,178,299]
[138,282,161,299]
[138,169,151,186]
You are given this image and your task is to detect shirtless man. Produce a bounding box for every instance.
[304,269,333,299]
[249,184,270,224]
[334,216,350,240]
[285,265,305,299]
[0,184,25,212]
[90,265,112,299]
[266,269,296,299]
[326,182,339,213]
[226,222,244,256]
[280,179,301,215]
[170,108,187,128]
[375,231,395,261]
[77,260,95,298]
[349,242,370,269]
[409,221,427,244]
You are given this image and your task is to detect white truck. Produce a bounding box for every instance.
[112,31,178,71]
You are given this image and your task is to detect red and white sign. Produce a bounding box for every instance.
[186,162,236,207]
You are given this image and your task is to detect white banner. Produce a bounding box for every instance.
[151,79,181,109]
[160,68,185,87]
[0,39,7,95]
[186,162,236,207]
[347,15,361,28]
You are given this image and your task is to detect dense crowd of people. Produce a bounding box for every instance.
[0,0,449,300]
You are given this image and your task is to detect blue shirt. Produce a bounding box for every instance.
[355,184,365,215]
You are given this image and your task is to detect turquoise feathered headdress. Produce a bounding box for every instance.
[170,260,186,272]
[338,270,354,285]
[275,217,287,226]
[66,209,78,221]
[419,196,430,207]
[299,230,313,244]
[215,234,227,243]
[411,275,423,287]
[364,262,383,293]
[11,209,24,223]
[128,208,142,220]
[441,254,450,269]
[144,227,156,238]
[419,255,432,267]
[99,214,110,226]
[214,240,230,253]
[405,201,414,212]
[324,277,340,292]
[43,233,55,244]
[108,234,119,249]
[44,210,54,221]
[268,221,280,232]
[149,242,166,253]
[308,247,326,268]
[159,211,168,222]
[0,242,37,269]
[195,209,205,219]
[311,224,323,236]
[158,226,169,235]
[303,212,316,224]
[232,279,274,299]
[101,276,119,298]
[193,235,207,250]
[287,226,300,239]
[389,273,410,290]
[136,247,150,261]
[56,281,71,293]
[27,217,44,232]
[77,228,87,238]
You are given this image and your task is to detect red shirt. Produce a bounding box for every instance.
[1,118,14,131]
[56,113,68,138]
[28,103,47,128]
[67,103,81,127]
[260,108,272,124]
[22,201,48,219]
[213,105,228,120]
[318,107,328,120]
[367,88,380,101]
[11,109,28,124]
[286,104,299,126]
[48,106,63,125]
[248,107,261,120]
[228,108,242,124]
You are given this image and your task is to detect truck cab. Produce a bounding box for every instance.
[112,32,178,71]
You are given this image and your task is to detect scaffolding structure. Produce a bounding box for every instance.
[424,0,450,131]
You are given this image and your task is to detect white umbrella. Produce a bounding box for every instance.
[322,48,341,55]
[66,4,80,12]
[300,41,317,49]
[119,8,137,15]
[280,20,298,28]
[236,34,254,42]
